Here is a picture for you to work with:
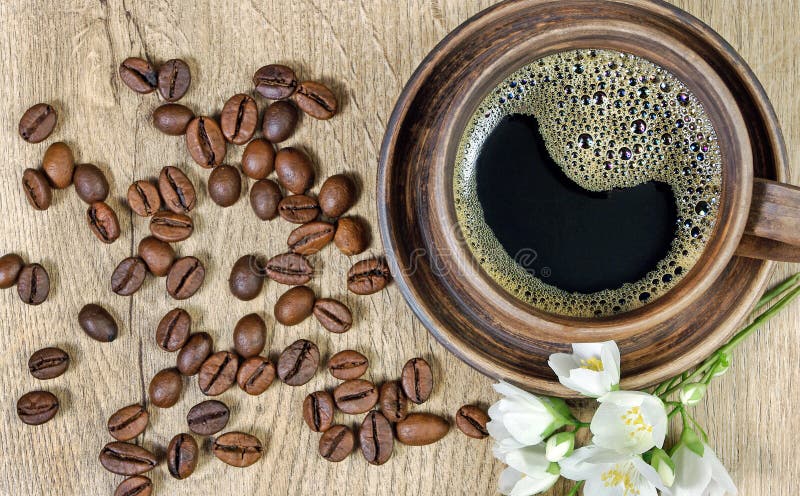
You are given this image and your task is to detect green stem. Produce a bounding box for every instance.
[754,273,800,311]
[565,481,584,496]
[662,358,717,398]
[572,421,591,429]
[667,406,681,419]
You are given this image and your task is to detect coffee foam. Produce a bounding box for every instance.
[454,49,721,317]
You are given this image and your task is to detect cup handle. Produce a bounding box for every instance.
[735,178,800,262]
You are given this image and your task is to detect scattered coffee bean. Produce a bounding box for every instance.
[262,100,298,143]
[21,168,52,210]
[212,432,263,467]
[185,116,226,168]
[236,356,276,395]
[229,254,266,301]
[17,263,50,305]
[158,165,196,213]
[198,351,239,396]
[318,174,356,218]
[278,194,320,224]
[233,313,267,357]
[127,181,161,217]
[401,357,433,404]
[187,400,230,435]
[334,217,369,256]
[207,164,242,207]
[73,163,109,203]
[265,252,313,285]
[379,380,408,423]
[111,257,147,296]
[166,256,205,299]
[360,411,393,465]
[221,93,258,145]
[275,147,314,194]
[302,391,335,432]
[455,405,490,439]
[250,179,282,220]
[277,339,319,386]
[78,303,119,342]
[275,286,315,326]
[167,433,198,479]
[334,379,378,414]
[241,138,275,180]
[149,211,194,242]
[0,253,24,289]
[119,57,158,94]
[148,367,183,408]
[253,64,297,100]
[287,221,335,255]
[99,441,158,475]
[87,201,121,243]
[328,350,368,380]
[153,103,195,135]
[313,298,353,334]
[318,425,355,462]
[19,103,57,143]
[138,236,176,277]
[177,332,213,376]
[28,347,70,380]
[107,404,149,441]
[158,59,191,102]
[156,308,191,351]
[347,257,391,295]
[293,81,338,120]
[42,141,74,189]
[114,476,152,496]
[395,413,450,446]
[16,390,59,425]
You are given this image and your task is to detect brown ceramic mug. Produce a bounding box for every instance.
[378,0,800,396]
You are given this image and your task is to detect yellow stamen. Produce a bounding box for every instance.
[580,357,604,371]
[601,463,641,496]
[620,406,653,438]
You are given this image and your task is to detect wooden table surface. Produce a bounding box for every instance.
[0,0,797,494]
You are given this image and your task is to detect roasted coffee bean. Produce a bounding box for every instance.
[328,350,368,380]
[166,256,205,299]
[347,257,391,295]
[334,379,378,414]
[319,425,355,462]
[250,179,282,220]
[275,147,314,194]
[167,433,198,479]
[253,64,297,100]
[111,257,147,296]
[401,357,433,404]
[87,201,121,243]
[262,100,298,143]
[455,405,490,439]
[73,163,109,203]
[185,116,226,168]
[158,166,196,213]
[241,138,275,180]
[187,400,229,435]
[287,221,335,255]
[149,211,194,242]
[127,181,161,217]
[158,59,191,102]
[274,286,315,326]
[17,263,50,305]
[313,298,352,334]
[78,303,118,342]
[0,253,24,289]
[148,367,183,408]
[229,254,266,301]
[138,236,175,277]
[42,141,74,189]
[28,347,69,380]
[379,381,408,423]
[360,411,393,465]
[119,57,158,94]
[212,432,263,467]
[334,217,369,256]
[221,94,258,145]
[198,351,239,396]
[21,169,52,210]
[277,339,319,386]
[114,476,152,496]
[208,164,242,207]
[156,308,191,351]
[396,413,450,446]
[265,252,313,285]
[318,174,356,218]
[233,313,267,358]
[17,390,59,425]
[107,404,149,441]
[153,103,195,136]
[177,332,213,376]
[278,194,320,224]
[100,442,158,475]
[292,81,338,120]
[19,103,57,143]
[302,391,334,432]
[237,356,276,395]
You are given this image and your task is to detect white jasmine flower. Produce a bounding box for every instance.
[671,441,737,496]
[548,341,621,397]
[560,445,672,496]
[591,391,668,455]
[496,444,560,496]
[545,431,575,462]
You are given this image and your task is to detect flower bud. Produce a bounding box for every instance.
[545,431,575,462]
[712,353,731,377]
[648,448,675,487]
[680,427,705,457]
[679,382,707,406]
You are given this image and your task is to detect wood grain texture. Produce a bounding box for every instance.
[0,0,797,495]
